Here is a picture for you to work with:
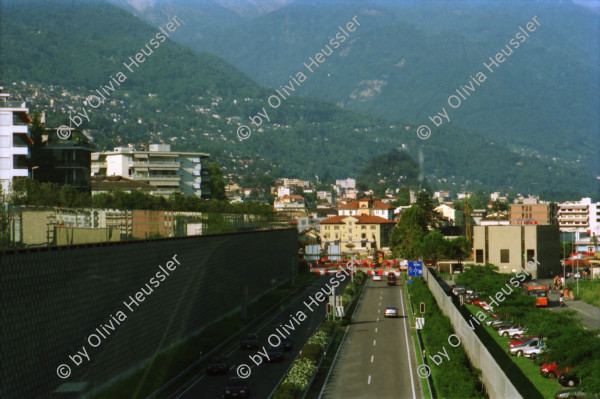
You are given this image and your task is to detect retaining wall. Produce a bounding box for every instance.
[0,228,297,398]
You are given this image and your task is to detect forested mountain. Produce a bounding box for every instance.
[120,0,600,171]
[1,0,597,200]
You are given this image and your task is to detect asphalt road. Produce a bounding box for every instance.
[319,277,424,399]
[538,278,600,331]
[176,275,348,399]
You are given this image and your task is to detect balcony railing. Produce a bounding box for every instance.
[132,175,179,180]
[131,161,180,168]
[0,100,27,108]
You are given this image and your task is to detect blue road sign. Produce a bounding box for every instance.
[407,280,413,285]
[408,261,423,277]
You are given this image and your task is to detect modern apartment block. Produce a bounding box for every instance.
[557,198,599,236]
[472,224,560,278]
[0,87,33,192]
[91,144,210,198]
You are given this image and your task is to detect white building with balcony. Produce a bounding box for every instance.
[91,144,210,198]
[557,197,599,238]
[0,87,33,191]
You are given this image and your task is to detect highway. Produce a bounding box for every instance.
[176,275,348,399]
[319,276,424,399]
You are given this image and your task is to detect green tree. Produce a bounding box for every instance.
[390,206,428,259]
[421,231,448,271]
[447,236,472,264]
[207,162,227,200]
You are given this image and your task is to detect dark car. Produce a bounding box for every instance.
[558,373,580,388]
[207,356,227,374]
[266,345,284,362]
[387,275,397,286]
[281,337,293,351]
[224,377,249,398]
[240,333,259,349]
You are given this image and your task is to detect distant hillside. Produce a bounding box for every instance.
[1,0,597,200]
[134,0,599,170]
[357,149,422,193]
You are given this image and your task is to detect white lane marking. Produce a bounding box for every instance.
[572,307,592,317]
[400,277,417,399]
[377,317,379,322]
[379,302,381,305]
[373,340,376,346]
[371,355,374,363]
[368,375,372,384]
[375,327,378,333]
[378,309,380,313]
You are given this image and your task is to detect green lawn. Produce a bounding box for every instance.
[464,304,563,399]
[568,279,600,308]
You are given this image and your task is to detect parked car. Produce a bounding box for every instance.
[485,318,506,327]
[224,377,249,398]
[523,342,546,358]
[498,325,526,338]
[207,356,228,375]
[508,337,542,356]
[240,333,259,349]
[385,306,399,318]
[492,321,513,330]
[554,389,596,399]
[541,363,570,379]
[509,336,537,348]
[266,345,284,362]
[465,294,480,304]
[558,373,580,388]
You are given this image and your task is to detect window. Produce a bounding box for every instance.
[500,249,509,263]
[370,226,376,230]
[361,233,366,239]
[361,226,366,230]
[476,249,483,263]
[334,226,339,230]
[526,249,535,262]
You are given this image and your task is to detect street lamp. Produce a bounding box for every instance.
[31,165,39,180]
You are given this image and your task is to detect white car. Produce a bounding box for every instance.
[372,274,382,281]
[384,307,399,317]
[498,325,526,337]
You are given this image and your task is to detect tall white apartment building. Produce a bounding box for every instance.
[0,87,33,192]
[335,178,356,189]
[91,144,210,198]
[557,197,600,237]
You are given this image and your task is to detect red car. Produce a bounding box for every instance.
[540,363,570,379]
[508,336,537,348]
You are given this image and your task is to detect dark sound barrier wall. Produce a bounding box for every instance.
[0,228,298,399]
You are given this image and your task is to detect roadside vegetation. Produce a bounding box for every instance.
[407,277,485,398]
[456,265,600,396]
[273,270,367,399]
[566,279,600,308]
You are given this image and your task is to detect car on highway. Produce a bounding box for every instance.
[266,345,284,362]
[387,274,397,286]
[372,273,382,281]
[558,373,580,388]
[508,337,542,356]
[224,377,249,398]
[206,356,228,375]
[240,333,259,349]
[384,306,399,318]
[281,337,293,351]
[498,325,526,338]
